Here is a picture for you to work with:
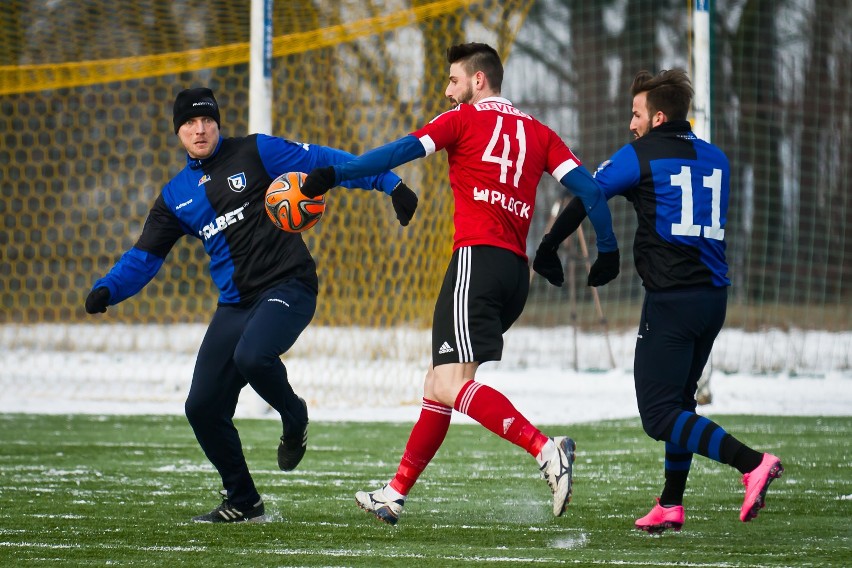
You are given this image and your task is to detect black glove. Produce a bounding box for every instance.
[391,182,418,226]
[85,287,110,314]
[533,238,564,287]
[587,249,620,287]
[300,166,336,198]
[549,197,588,243]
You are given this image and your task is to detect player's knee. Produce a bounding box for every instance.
[427,369,454,406]
[232,343,274,378]
[637,393,683,441]
[184,395,209,426]
[640,417,661,440]
[431,380,457,407]
[429,368,468,407]
[639,412,670,441]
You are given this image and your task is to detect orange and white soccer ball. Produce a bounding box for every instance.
[264,171,326,233]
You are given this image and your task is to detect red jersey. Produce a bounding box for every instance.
[412,96,582,260]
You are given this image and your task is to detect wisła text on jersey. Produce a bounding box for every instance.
[199,204,248,240]
[473,187,531,219]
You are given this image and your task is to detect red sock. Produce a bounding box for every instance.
[389,398,452,496]
[454,380,549,457]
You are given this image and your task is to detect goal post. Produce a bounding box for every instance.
[249,0,274,135]
[692,0,714,403]
[691,0,712,142]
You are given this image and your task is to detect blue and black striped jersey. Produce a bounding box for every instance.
[93,134,401,306]
[593,121,731,290]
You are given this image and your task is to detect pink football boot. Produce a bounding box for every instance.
[740,453,783,522]
[635,498,685,533]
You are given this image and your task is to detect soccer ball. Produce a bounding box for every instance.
[264,171,326,233]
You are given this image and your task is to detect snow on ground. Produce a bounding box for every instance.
[1,364,849,424]
[0,324,849,423]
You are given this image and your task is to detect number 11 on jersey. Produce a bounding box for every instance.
[670,166,725,241]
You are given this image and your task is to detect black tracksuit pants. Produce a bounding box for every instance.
[184,278,316,507]
[633,285,727,440]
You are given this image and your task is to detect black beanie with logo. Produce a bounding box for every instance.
[173,87,220,134]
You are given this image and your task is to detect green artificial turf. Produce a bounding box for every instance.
[0,414,849,567]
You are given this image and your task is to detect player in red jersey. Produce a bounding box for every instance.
[301,42,620,525]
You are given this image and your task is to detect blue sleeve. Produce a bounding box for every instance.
[256,134,403,195]
[559,166,618,253]
[92,247,165,305]
[333,135,425,186]
[592,144,641,198]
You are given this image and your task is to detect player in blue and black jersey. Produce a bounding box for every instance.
[84,87,418,523]
[533,69,783,532]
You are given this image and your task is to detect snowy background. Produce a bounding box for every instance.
[1,324,849,423]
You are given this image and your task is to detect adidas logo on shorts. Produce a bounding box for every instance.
[438,341,454,354]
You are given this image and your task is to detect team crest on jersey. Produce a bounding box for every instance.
[227,172,247,192]
[197,174,211,186]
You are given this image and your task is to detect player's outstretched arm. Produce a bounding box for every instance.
[559,167,620,287]
[301,135,424,226]
[301,167,418,226]
[301,135,424,197]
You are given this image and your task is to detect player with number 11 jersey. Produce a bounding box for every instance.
[535,69,782,534]
[592,122,731,290]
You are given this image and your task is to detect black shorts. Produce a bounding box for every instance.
[432,245,529,366]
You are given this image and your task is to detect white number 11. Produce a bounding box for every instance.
[670,166,724,241]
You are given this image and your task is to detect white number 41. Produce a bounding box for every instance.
[481,116,527,187]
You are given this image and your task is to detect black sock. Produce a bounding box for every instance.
[727,441,764,474]
[659,442,692,506]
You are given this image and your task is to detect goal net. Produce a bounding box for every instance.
[1,0,849,411]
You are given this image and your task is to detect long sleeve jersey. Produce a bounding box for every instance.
[93,134,401,306]
[331,96,617,261]
[593,120,731,290]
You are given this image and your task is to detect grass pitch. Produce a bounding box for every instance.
[1,413,849,567]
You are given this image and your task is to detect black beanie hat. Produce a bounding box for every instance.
[173,87,220,134]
